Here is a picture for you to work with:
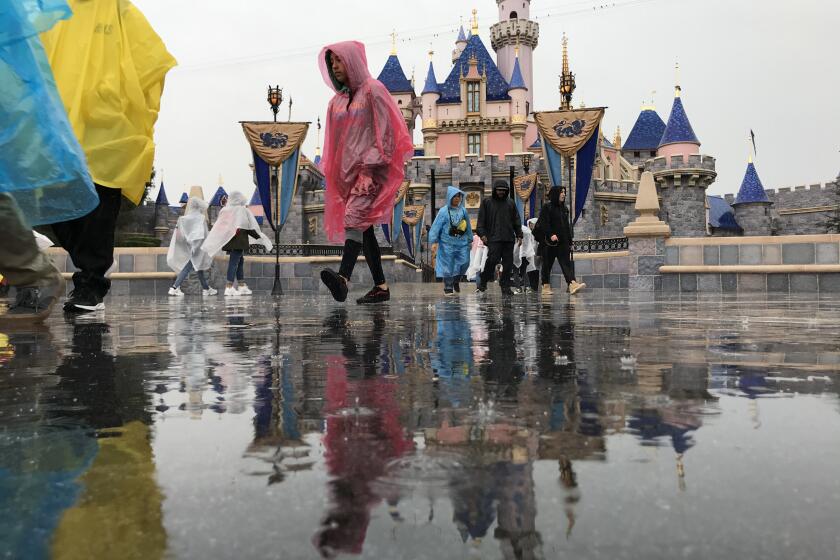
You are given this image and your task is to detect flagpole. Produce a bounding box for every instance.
[272,164,283,296]
[568,153,576,272]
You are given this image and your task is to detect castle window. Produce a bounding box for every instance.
[510,10,518,19]
[650,151,656,157]
[467,81,480,114]
[468,133,481,155]
[634,151,640,158]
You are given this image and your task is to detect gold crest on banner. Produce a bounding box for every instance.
[401,205,425,226]
[534,109,605,157]
[240,122,310,166]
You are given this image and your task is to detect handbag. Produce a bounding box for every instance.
[447,208,465,237]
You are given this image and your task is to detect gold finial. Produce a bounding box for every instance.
[561,33,569,75]
[614,125,622,149]
[429,43,434,60]
[515,44,520,58]
[471,8,479,34]
[748,134,753,164]
[675,62,681,97]
[315,116,321,155]
[218,173,223,186]
[390,30,397,55]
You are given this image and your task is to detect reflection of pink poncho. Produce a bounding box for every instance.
[318,41,413,242]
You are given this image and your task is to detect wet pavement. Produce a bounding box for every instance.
[2,285,840,560]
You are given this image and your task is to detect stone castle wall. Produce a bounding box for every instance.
[723,180,840,235]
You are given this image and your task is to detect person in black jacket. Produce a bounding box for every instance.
[475,181,522,295]
[534,187,586,296]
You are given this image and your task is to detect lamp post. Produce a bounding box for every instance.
[430,166,436,221]
[267,85,283,295]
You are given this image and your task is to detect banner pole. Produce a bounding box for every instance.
[272,164,283,296]
[568,154,576,271]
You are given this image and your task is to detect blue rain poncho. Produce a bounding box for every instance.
[428,186,473,279]
[0,0,98,226]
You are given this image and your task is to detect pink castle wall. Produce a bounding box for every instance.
[488,131,513,155]
[436,133,462,160]
[658,142,700,163]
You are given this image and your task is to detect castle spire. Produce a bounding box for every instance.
[558,33,575,110]
[422,50,440,95]
[471,8,479,35]
[315,116,321,158]
[674,62,681,98]
[614,126,622,150]
[390,30,397,55]
[561,33,569,75]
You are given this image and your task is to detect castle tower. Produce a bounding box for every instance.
[507,48,528,153]
[153,182,170,241]
[622,102,666,166]
[376,35,417,134]
[452,24,468,64]
[649,75,716,237]
[491,0,539,109]
[732,156,773,236]
[421,50,441,157]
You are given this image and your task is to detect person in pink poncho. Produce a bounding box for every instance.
[317,41,413,305]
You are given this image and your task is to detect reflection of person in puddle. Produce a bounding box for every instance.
[431,302,473,407]
[313,309,414,558]
[481,313,525,402]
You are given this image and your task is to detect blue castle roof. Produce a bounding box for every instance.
[178,192,188,204]
[155,183,169,205]
[209,186,228,206]
[377,55,414,94]
[457,25,467,43]
[707,195,741,231]
[438,34,511,104]
[249,188,262,206]
[422,61,440,95]
[659,96,699,147]
[508,56,526,90]
[313,153,321,167]
[529,136,542,149]
[734,162,770,204]
[623,109,667,151]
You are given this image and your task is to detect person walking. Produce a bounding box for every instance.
[316,41,414,305]
[166,197,216,296]
[534,187,585,296]
[513,218,539,293]
[475,181,522,296]
[429,187,472,296]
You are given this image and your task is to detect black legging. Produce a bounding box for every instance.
[541,245,575,286]
[480,241,514,289]
[338,226,386,286]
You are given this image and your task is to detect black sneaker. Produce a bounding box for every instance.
[320,269,348,302]
[63,286,104,313]
[476,283,487,293]
[0,273,65,325]
[453,281,460,293]
[356,286,390,305]
[443,288,455,296]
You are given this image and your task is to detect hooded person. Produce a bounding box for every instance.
[316,41,414,305]
[166,197,216,296]
[513,218,539,292]
[201,191,272,296]
[41,0,177,313]
[429,186,473,295]
[475,181,522,295]
[0,0,98,324]
[534,186,585,296]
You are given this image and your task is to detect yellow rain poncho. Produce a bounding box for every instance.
[40,0,176,205]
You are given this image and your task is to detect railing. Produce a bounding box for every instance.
[573,237,628,253]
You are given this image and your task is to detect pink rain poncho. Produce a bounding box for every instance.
[318,41,414,243]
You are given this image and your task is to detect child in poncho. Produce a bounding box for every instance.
[316,41,413,305]
[201,192,272,296]
[429,187,472,296]
[513,218,539,293]
[167,197,215,296]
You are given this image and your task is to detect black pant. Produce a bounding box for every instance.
[515,258,539,291]
[51,184,122,298]
[338,226,386,286]
[541,245,575,286]
[480,241,514,289]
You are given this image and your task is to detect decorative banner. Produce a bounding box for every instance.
[382,179,410,245]
[535,108,605,224]
[513,172,539,222]
[241,121,309,231]
[401,205,425,261]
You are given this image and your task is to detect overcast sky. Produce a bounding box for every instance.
[134,0,839,203]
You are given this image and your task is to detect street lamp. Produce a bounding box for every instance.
[523,153,532,174]
[267,85,283,122]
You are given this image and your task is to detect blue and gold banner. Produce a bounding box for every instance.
[514,172,538,222]
[401,205,425,261]
[535,109,605,224]
[241,121,309,231]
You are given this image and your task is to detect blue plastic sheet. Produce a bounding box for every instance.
[0,0,98,226]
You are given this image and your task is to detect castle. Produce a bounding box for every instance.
[147,0,838,249]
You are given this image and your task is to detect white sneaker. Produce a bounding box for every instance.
[202,288,218,296]
[224,286,239,296]
[237,284,252,295]
[168,287,184,297]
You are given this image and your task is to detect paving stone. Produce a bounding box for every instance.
[697,274,721,292]
[819,273,840,292]
[767,274,790,293]
[721,273,738,292]
[680,273,698,292]
[660,274,679,292]
[790,273,818,292]
[738,274,765,292]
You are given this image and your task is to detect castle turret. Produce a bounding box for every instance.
[648,74,716,237]
[508,49,528,152]
[732,157,773,236]
[623,103,666,166]
[452,24,468,64]
[376,37,416,134]
[491,0,538,108]
[153,182,170,241]
[421,50,441,157]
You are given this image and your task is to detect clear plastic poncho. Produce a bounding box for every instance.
[0,0,98,226]
[318,41,414,242]
[514,219,537,271]
[167,197,213,272]
[201,191,272,257]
